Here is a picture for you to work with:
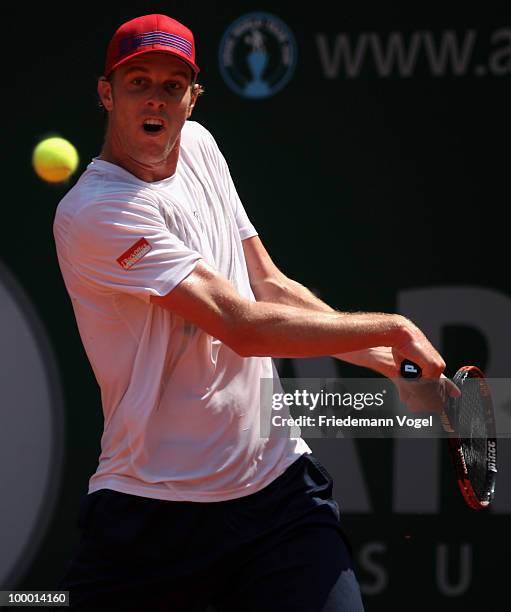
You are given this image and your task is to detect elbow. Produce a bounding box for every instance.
[231,331,273,358]
[233,339,262,358]
[219,308,261,358]
[223,324,258,358]
[231,343,252,358]
[202,302,266,358]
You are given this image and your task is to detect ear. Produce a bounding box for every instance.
[97,76,114,111]
[187,85,199,118]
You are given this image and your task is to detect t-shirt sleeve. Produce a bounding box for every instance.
[200,126,258,241]
[67,196,203,303]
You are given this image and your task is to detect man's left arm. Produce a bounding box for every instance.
[242,235,397,379]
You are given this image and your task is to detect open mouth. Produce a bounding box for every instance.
[143,119,165,134]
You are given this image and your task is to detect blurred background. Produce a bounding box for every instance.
[2,3,510,610]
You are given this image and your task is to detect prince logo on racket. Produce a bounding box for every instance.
[488,441,497,472]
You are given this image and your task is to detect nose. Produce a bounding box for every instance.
[145,84,167,108]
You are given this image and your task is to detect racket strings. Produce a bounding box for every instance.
[456,378,489,501]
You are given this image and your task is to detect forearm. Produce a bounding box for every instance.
[252,273,333,313]
[237,303,406,358]
[252,274,397,375]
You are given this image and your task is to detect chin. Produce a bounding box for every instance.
[133,145,170,164]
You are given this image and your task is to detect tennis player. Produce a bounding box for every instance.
[53,13,453,611]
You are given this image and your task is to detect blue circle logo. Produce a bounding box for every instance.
[219,12,298,99]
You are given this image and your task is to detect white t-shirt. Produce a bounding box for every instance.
[53,120,310,502]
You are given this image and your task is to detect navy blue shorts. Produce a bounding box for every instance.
[58,453,364,611]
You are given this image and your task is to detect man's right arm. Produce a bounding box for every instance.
[150,260,445,378]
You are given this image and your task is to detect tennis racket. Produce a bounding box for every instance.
[400,360,497,510]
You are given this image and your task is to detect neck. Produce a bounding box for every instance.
[98,134,181,183]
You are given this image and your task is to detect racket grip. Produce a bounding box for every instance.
[400,361,453,429]
[400,360,422,379]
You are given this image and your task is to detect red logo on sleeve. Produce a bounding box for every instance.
[117,237,152,270]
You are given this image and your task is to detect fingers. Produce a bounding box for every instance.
[392,335,446,380]
[422,358,446,379]
[444,375,461,398]
[396,375,456,414]
[407,380,445,413]
[391,319,458,412]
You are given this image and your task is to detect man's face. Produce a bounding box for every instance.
[98,52,197,168]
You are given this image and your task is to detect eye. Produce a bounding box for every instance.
[131,77,146,86]
[166,81,185,90]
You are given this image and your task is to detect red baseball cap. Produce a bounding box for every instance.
[104,14,200,78]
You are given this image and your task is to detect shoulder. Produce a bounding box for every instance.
[53,163,159,239]
[181,120,222,157]
[180,120,229,175]
[181,119,216,144]
[53,170,99,235]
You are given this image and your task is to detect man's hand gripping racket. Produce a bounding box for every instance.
[399,359,497,510]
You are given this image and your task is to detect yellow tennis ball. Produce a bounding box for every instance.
[32,137,79,183]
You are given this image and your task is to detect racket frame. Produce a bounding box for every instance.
[441,365,497,510]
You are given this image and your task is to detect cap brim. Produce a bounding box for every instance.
[106,48,200,78]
